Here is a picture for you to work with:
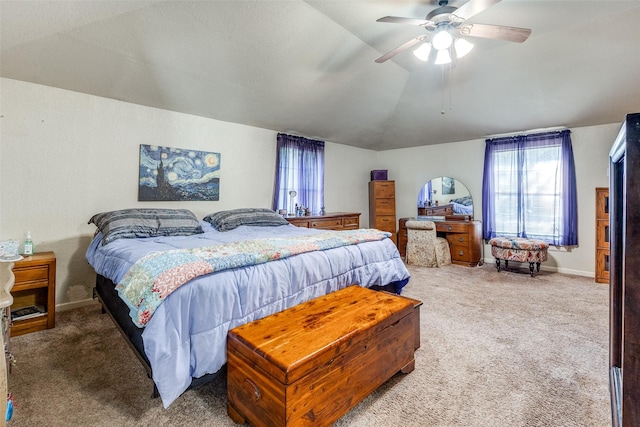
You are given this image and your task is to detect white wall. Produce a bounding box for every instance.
[378,123,618,276]
[0,78,376,309]
[0,77,621,312]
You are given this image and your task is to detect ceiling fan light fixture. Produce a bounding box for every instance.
[413,42,432,61]
[435,48,452,65]
[454,38,474,58]
[432,24,453,50]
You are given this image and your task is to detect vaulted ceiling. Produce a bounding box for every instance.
[2,0,640,150]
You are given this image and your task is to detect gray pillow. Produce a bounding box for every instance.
[203,208,289,232]
[89,208,203,245]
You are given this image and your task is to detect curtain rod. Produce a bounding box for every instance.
[485,126,569,140]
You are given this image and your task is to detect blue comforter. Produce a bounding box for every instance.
[86,222,410,407]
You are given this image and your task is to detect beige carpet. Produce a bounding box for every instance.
[7,263,611,426]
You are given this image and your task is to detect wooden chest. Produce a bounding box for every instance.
[227,286,419,427]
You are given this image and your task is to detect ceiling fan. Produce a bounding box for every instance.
[375,0,531,65]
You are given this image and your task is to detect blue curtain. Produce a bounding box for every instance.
[482,129,578,246]
[272,133,325,215]
[417,181,432,207]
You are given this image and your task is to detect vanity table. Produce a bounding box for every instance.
[398,217,483,267]
[408,176,482,266]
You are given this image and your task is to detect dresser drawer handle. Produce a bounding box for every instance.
[448,226,453,231]
[458,250,465,256]
[458,237,464,242]
[243,378,261,401]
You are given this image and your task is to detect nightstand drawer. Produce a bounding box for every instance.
[14,266,49,284]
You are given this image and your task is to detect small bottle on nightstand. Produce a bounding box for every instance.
[23,231,34,255]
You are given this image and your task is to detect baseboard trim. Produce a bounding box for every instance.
[481,257,594,278]
[55,298,99,312]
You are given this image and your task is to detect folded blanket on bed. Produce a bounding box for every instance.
[116,228,391,327]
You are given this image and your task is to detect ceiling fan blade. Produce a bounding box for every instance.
[375,35,427,63]
[458,23,531,43]
[377,16,430,26]
[450,0,502,22]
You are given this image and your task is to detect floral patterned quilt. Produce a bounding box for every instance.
[116,228,390,326]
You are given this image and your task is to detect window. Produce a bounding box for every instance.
[482,130,578,246]
[272,133,324,215]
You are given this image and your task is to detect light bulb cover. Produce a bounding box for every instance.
[432,25,453,51]
[435,49,452,65]
[413,42,432,61]
[454,38,474,58]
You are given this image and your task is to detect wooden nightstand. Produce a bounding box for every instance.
[10,252,56,336]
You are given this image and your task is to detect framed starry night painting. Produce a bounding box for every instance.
[138,144,221,201]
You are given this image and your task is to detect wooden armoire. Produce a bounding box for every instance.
[609,112,640,427]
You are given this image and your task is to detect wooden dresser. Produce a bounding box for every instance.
[369,180,397,244]
[285,212,360,230]
[398,217,483,267]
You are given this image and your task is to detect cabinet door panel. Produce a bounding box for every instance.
[596,220,609,247]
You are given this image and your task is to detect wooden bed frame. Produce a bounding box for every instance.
[92,273,401,399]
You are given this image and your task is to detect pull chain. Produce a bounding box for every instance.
[440,62,453,115]
[441,65,445,115]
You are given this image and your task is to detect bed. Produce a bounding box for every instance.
[449,196,474,215]
[86,208,411,408]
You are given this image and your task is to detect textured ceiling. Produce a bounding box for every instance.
[2,0,640,150]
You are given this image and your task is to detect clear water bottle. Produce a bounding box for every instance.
[23,231,34,255]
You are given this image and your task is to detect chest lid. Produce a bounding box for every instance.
[227,285,414,385]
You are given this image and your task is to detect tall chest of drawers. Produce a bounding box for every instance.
[369,180,397,245]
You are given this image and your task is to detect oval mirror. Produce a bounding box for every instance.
[417,177,473,218]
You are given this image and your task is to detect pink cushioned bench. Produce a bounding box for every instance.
[489,237,549,277]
